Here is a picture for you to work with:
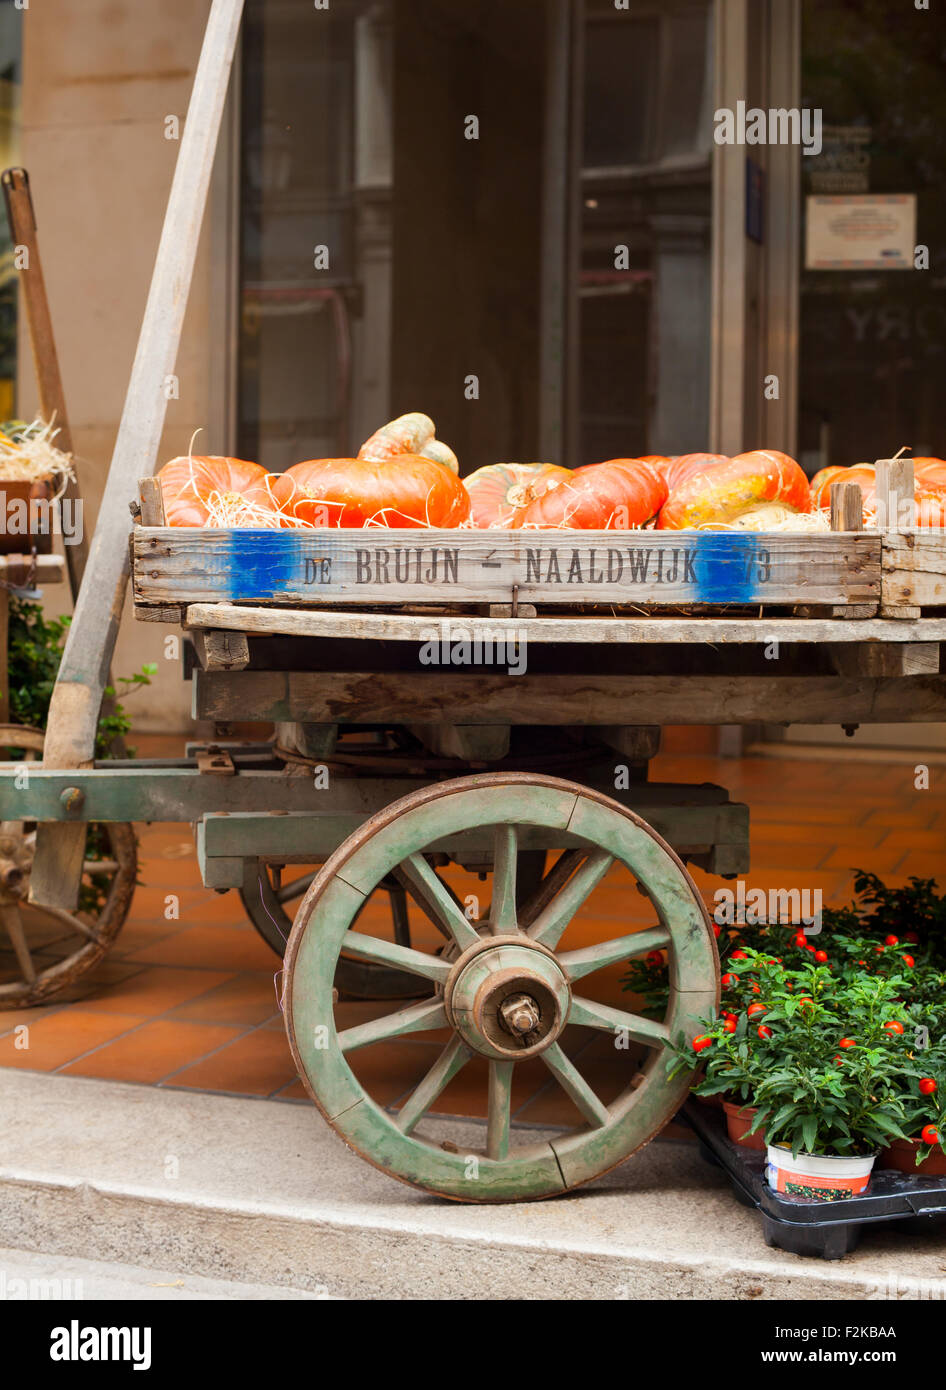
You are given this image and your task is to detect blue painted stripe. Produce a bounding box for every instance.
[691,532,763,603]
[221,530,321,599]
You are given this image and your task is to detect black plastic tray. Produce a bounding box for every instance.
[683,1100,946,1259]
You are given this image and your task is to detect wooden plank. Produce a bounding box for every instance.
[800,482,868,619]
[134,527,881,607]
[830,642,940,678]
[876,458,921,618]
[191,628,250,672]
[193,669,946,726]
[138,476,166,526]
[883,532,946,609]
[181,602,946,644]
[31,0,246,911]
[830,480,863,533]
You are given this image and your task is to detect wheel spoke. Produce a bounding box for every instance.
[341,929,451,984]
[276,870,316,905]
[395,1036,471,1135]
[82,858,119,875]
[35,902,105,947]
[399,854,480,950]
[527,849,614,949]
[541,1042,610,1128]
[558,925,671,982]
[516,848,585,929]
[568,995,669,1048]
[487,1059,514,1160]
[337,996,448,1053]
[0,904,37,983]
[489,825,518,934]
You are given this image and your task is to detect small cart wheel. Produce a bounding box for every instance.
[0,726,138,1009]
[284,773,718,1202]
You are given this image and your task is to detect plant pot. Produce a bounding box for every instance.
[879,1138,946,1176]
[0,479,53,555]
[723,1101,766,1150]
[765,1145,875,1200]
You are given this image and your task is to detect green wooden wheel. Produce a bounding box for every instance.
[284,773,719,1202]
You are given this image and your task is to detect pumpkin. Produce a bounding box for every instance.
[658,449,810,529]
[513,458,667,530]
[809,464,877,512]
[464,462,572,528]
[157,455,281,527]
[810,459,946,526]
[272,455,471,529]
[659,453,730,493]
[358,413,459,474]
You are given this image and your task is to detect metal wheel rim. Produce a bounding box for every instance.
[284,772,718,1203]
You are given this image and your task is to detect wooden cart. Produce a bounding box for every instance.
[4,0,946,1200]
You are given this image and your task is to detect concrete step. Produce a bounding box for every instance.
[0,1244,332,1300]
[2,1069,944,1300]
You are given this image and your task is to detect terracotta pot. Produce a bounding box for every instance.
[766,1145,875,1199]
[879,1138,946,1176]
[0,479,53,555]
[723,1100,766,1150]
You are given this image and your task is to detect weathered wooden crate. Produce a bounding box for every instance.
[133,526,881,613]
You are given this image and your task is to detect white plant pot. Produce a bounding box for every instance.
[766,1145,875,1200]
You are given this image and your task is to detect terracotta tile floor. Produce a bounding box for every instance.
[2,728,943,1131]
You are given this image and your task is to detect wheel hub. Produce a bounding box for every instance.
[445,937,570,1060]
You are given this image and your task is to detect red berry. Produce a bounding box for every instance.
[750,983,762,994]
[646,951,663,964]
[920,1078,937,1096]
[721,973,737,988]
[874,946,884,954]
[731,950,749,960]
[747,1003,767,1018]
[883,1021,905,1035]
[806,942,817,953]
[921,1124,940,1145]
[713,923,721,938]
[692,1035,713,1053]
[814,950,828,963]
[839,1037,857,1049]
[885,935,899,946]
[723,1017,737,1034]
[756,1025,773,1040]
[834,1055,844,1065]
[902,954,915,969]
[905,931,920,945]
[793,933,807,948]
[798,996,815,1010]
[766,959,778,965]
[857,960,867,966]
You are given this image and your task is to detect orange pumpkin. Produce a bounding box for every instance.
[660,453,730,493]
[272,455,471,529]
[658,450,810,529]
[157,456,281,527]
[464,462,572,528]
[811,459,946,526]
[513,458,667,530]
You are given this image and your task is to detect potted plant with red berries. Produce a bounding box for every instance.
[670,950,914,1197]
